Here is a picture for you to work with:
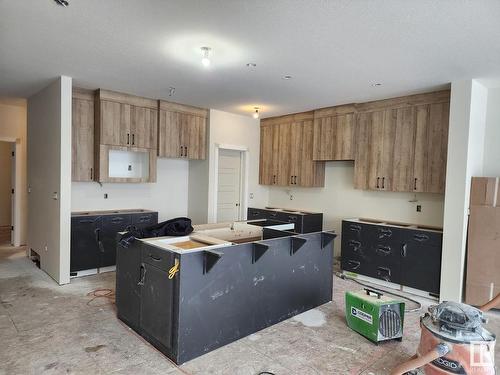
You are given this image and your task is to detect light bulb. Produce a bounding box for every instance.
[253,108,259,119]
[201,47,211,67]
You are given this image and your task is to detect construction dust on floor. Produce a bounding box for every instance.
[0,245,498,375]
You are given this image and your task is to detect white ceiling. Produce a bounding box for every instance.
[1,0,500,117]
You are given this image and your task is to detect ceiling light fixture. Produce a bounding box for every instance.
[246,63,257,67]
[201,47,211,67]
[372,83,382,87]
[54,0,69,6]
[282,75,292,80]
[253,107,260,119]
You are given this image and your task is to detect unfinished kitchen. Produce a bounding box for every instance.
[0,1,499,375]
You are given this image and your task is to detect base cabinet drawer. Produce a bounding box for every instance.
[341,220,442,294]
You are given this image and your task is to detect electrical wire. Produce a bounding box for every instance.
[86,288,115,306]
[335,272,422,313]
[169,258,180,279]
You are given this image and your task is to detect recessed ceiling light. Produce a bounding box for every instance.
[246,63,257,67]
[201,47,211,67]
[282,75,292,80]
[372,83,382,87]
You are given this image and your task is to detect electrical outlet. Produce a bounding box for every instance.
[249,193,254,199]
[104,193,108,199]
[416,205,422,212]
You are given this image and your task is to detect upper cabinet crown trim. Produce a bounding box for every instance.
[159,100,208,118]
[97,89,158,109]
[313,104,356,119]
[355,89,450,113]
[72,87,95,101]
[261,111,314,125]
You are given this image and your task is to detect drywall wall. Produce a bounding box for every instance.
[27,76,72,285]
[203,109,268,224]
[0,142,12,226]
[483,87,500,176]
[0,98,27,246]
[440,79,488,302]
[268,162,445,256]
[72,158,189,220]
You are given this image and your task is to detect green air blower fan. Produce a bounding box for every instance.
[345,288,405,344]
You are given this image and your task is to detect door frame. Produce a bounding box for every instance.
[0,136,21,247]
[210,144,249,223]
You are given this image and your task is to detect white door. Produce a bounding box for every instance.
[217,149,242,223]
[10,143,15,245]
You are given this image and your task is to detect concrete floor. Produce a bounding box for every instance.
[0,245,498,375]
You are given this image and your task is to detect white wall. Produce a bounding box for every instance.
[0,142,12,226]
[0,98,27,246]
[27,76,72,285]
[483,87,500,176]
[204,109,268,223]
[268,162,445,256]
[72,158,189,221]
[440,80,488,302]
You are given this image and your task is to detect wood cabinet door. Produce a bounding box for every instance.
[313,113,355,161]
[353,112,371,189]
[181,114,206,160]
[366,110,385,190]
[158,110,182,158]
[392,106,416,192]
[72,98,94,181]
[297,119,325,187]
[276,122,291,186]
[413,102,449,193]
[378,109,396,191]
[100,100,131,147]
[131,106,158,149]
[289,121,303,185]
[259,124,275,185]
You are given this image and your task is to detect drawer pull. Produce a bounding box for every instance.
[347,260,360,270]
[137,264,146,286]
[349,224,361,232]
[401,243,407,257]
[414,234,429,242]
[149,254,162,261]
[139,215,151,222]
[348,240,361,249]
[376,267,391,281]
[375,245,391,256]
[111,217,124,223]
[288,216,297,222]
[378,228,392,239]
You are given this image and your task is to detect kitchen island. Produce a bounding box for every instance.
[116,220,336,364]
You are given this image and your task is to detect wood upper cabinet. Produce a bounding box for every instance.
[72,88,95,182]
[413,102,450,193]
[313,105,356,161]
[259,113,325,187]
[354,90,450,193]
[95,89,157,149]
[158,101,208,160]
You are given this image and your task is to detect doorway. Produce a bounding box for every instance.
[0,141,14,245]
[216,149,244,222]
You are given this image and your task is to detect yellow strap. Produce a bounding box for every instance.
[168,258,179,279]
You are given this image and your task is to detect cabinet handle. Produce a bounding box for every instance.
[376,266,391,281]
[90,167,93,180]
[127,133,130,145]
[294,176,297,185]
[378,228,392,238]
[414,178,417,191]
[382,177,385,189]
[348,240,361,249]
[376,177,380,189]
[132,134,135,145]
[347,260,361,270]
[349,224,361,232]
[290,175,294,184]
[149,254,162,262]
[375,245,391,256]
[137,264,146,286]
[138,215,151,222]
[273,175,276,184]
[414,233,429,242]
[111,217,124,223]
[288,215,297,222]
[401,243,408,257]
[185,146,188,157]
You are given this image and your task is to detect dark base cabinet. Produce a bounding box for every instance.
[341,220,442,295]
[248,207,323,233]
[71,210,158,273]
[116,231,336,364]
